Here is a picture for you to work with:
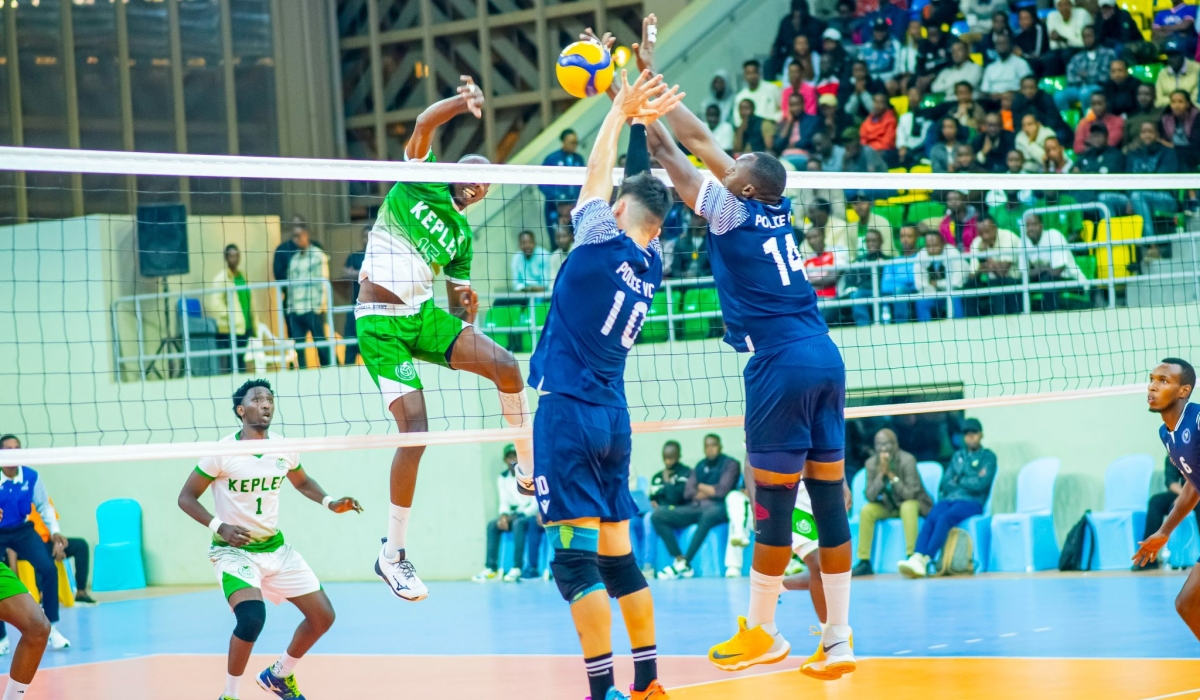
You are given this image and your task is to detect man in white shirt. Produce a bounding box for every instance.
[732,59,783,126]
[509,230,551,292]
[932,42,984,99]
[706,104,735,152]
[914,231,967,320]
[1021,212,1086,311]
[473,444,542,583]
[965,216,1025,316]
[1046,0,1094,50]
[980,33,1033,99]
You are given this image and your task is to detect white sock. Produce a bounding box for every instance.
[498,390,533,479]
[272,652,301,677]
[746,569,784,635]
[223,673,240,699]
[384,504,411,559]
[2,680,28,700]
[821,570,851,627]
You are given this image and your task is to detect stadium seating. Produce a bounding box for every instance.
[15,559,76,607]
[652,523,728,577]
[1086,454,1155,571]
[677,287,721,340]
[849,467,869,556]
[639,289,679,344]
[988,458,1061,572]
[918,461,944,502]
[1168,515,1200,568]
[92,498,147,592]
[482,305,530,352]
[1082,216,1143,279]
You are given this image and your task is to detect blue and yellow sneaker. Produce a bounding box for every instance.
[256,667,306,699]
[708,616,791,671]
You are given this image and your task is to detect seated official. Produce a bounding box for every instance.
[652,435,740,579]
[852,429,932,576]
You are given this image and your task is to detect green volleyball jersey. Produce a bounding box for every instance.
[377,151,474,282]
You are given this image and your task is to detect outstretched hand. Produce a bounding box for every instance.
[457,76,484,118]
[328,497,364,514]
[578,27,616,53]
[636,83,685,126]
[631,14,657,73]
[614,70,667,120]
[1133,531,1169,566]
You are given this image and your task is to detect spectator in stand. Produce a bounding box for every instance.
[854,224,919,324]
[844,127,891,174]
[914,230,967,320]
[286,223,331,368]
[980,33,1033,101]
[473,445,540,583]
[1012,8,1051,75]
[941,189,981,248]
[916,21,954,91]
[1153,0,1197,57]
[781,61,819,120]
[897,86,933,166]
[703,70,736,125]
[811,129,847,171]
[1162,89,1200,172]
[793,159,850,219]
[965,0,1005,32]
[733,60,783,126]
[1013,75,1073,143]
[841,61,887,121]
[1016,112,1057,171]
[931,116,969,172]
[206,243,254,374]
[1074,92,1125,153]
[949,143,988,173]
[274,216,320,336]
[672,210,712,279]
[650,441,692,509]
[964,216,1023,316]
[340,227,368,365]
[509,230,550,293]
[1074,123,1127,175]
[827,0,863,48]
[976,10,1013,64]
[943,81,987,131]
[770,0,829,80]
[895,20,925,91]
[1021,212,1086,312]
[733,99,776,154]
[1056,26,1116,111]
[705,104,735,154]
[851,428,931,576]
[896,419,997,578]
[1156,40,1200,108]
[861,18,903,87]
[1042,136,1074,173]
[972,112,1017,172]
[803,226,852,325]
[1127,123,1182,236]
[860,92,899,158]
[1136,456,1200,571]
[782,36,820,90]
[1045,0,1094,76]
[1125,83,1163,145]
[932,42,984,100]
[818,94,856,144]
[818,30,852,95]
[775,93,821,167]
[652,435,740,579]
[539,130,585,238]
[802,197,854,252]
[846,228,890,323]
[548,223,574,288]
[851,193,897,256]
[1095,0,1149,57]
[1103,59,1140,117]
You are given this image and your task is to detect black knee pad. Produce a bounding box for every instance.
[598,553,648,599]
[753,482,799,547]
[550,549,605,604]
[232,599,266,642]
[804,477,851,548]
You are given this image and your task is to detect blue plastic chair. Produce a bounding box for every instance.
[1086,454,1154,571]
[92,499,147,592]
[918,462,944,504]
[653,523,728,577]
[1168,515,1200,568]
[849,468,868,556]
[959,487,995,573]
[988,458,1061,572]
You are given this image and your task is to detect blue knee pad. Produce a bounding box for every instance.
[753,482,799,547]
[803,477,851,548]
[232,599,266,642]
[547,525,605,603]
[598,552,647,599]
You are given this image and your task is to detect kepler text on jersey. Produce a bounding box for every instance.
[615,260,655,298]
[756,212,788,230]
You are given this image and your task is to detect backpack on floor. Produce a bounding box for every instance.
[935,527,975,576]
[1059,512,1095,572]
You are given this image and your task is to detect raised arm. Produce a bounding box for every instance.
[287,466,364,514]
[632,15,735,177]
[578,70,670,204]
[405,76,485,160]
[645,120,705,210]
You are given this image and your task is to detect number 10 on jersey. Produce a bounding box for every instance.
[763,233,809,286]
[601,290,649,348]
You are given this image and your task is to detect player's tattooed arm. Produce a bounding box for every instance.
[177,470,252,547]
[286,466,364,514]
[1135,479,1200,565]
[405,75,484,161]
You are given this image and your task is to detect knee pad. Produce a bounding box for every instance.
[550,549,605,603]
[598,553,648,599]
[232,599,266,642]
[803,477,851,548]
[753,482,799,547]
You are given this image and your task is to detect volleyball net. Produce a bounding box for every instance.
[0,145,1197,466]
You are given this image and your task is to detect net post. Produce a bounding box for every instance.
[666,280,676,342]
[1099,204,1116,309]
[110,301,122,378]
[1018,217,1032,314]
[274,283,287,365]
[180,291,192,377]
[324,279,336,364]
[135,298,147,379]
[870,260,881,324]
[227,287,238,372]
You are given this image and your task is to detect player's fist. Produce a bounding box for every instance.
[454,285,479,318]
[328,497,364,514]
[218,523,252,547]
[1133,531,1169,566]
[457,76,484,118]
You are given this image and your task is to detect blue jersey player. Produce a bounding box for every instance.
[1137,358,1200,640]
[632,14,855,680]
[530,68,682,700]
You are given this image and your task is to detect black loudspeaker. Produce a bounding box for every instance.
[137,203,190,277]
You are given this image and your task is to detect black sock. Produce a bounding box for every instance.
[585,652,614,699]
[632,645,657,692]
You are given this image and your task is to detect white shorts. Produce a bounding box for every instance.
[791,482,819,560]
[209,544,321,605]
[359,229,439,314]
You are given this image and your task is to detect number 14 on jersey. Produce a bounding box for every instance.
[762,233,809,286]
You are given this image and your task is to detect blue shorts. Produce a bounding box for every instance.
[533,393,638,524]
[744,334,846,461]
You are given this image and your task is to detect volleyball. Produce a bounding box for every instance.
[555,41,614,98]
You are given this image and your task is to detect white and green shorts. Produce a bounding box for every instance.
[791,481,819,560]
[356,300,468,410]
[209,543,321,604]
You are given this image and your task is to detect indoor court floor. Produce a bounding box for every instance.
[8,572,1200,699]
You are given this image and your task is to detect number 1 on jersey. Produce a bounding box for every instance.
[255,497,262,515]
[762,233,807,286]
[600,290,649,348]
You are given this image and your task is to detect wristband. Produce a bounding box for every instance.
[207,517,223,533]
[321,496,334,509]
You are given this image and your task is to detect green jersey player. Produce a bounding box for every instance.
[357,76,534,601]
[178,379,362,700]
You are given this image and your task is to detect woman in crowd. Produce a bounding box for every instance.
[782,61,819,121]
[1015,113,1056,172]
[783,34,818,85]
[703,70,735,125]
[1012,7,1051,75]
[733,99,776,154]
[1161,89,1200,171]
[931,116,968,171]
[897,85,933,167]
[1042,136,1074,173]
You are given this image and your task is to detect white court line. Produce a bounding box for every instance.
[894,650,912,655]
[928,644,948,650]
[1000,633,1018,638]
[965,639,983,644]
[1138,688,1200,700]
